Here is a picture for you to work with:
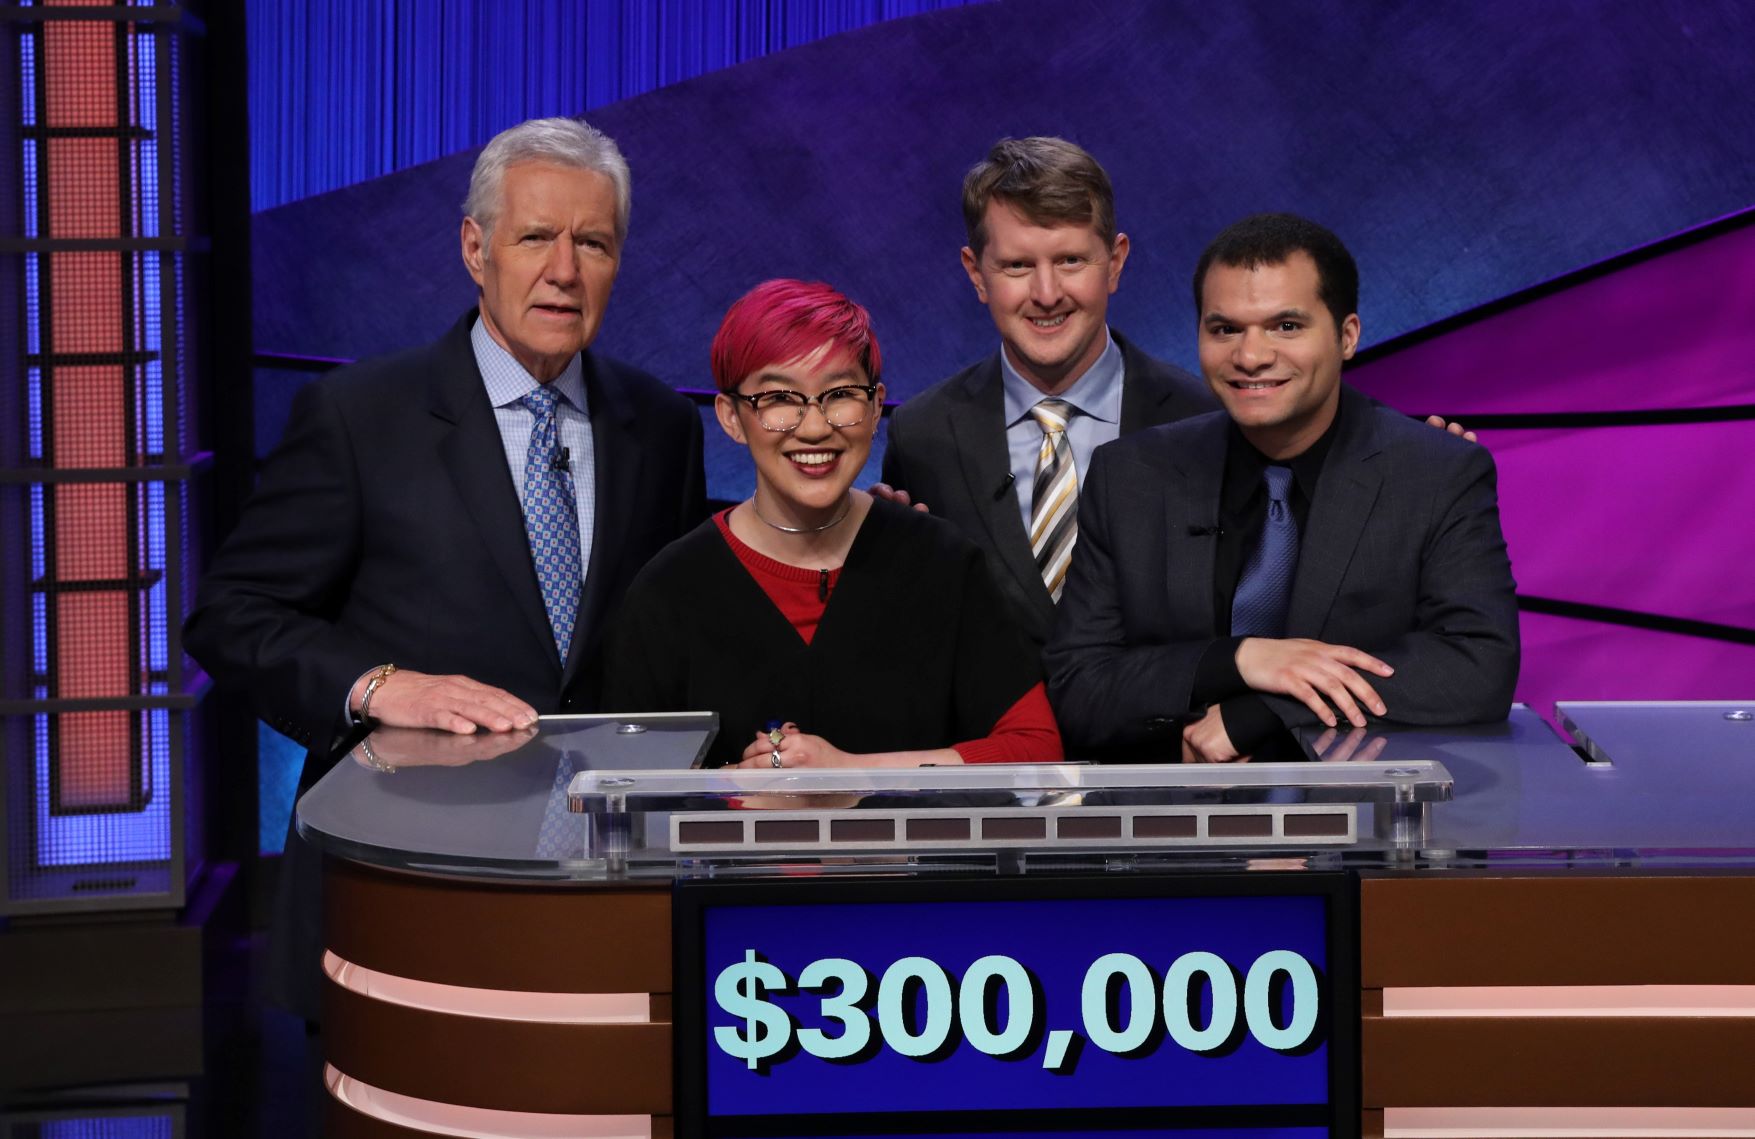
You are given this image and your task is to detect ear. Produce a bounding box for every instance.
[714,393,748,444]
[1106,232,1131,294]
[461,217,487,288]
[960,246,988,303]
[1339,312,1361,360]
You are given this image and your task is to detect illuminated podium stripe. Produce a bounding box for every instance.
[1382,1106,1755,1137]
[1385,984,1755,1018]
[323,952,650,1024]
[325,1065,659,1139]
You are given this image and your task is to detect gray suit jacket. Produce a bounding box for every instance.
[881,331,1215,646]
[1045,385,1519,755]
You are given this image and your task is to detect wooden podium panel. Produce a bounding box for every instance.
[1360,874,1755,1113]
[321,859,677,1135]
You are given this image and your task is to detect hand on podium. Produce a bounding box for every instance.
[351,668,540,734]
[1181,705,1249,764]
[352,724,537,772]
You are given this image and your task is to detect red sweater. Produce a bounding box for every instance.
[715,511,1061,763]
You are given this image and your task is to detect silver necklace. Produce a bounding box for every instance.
[749,495,851,534]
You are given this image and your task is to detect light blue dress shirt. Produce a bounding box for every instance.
[471,319,596,585]
[999,327,1126,534]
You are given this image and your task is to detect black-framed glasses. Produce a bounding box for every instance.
[729,385,880,432]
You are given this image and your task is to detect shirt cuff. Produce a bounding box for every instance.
[1218,694,1286,757]
[342,666,378,728]
[1192,637,1249,706]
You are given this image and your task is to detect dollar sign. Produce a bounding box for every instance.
[713,949,793,1070]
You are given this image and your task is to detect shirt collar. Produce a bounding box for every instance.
[1000,327,1125,427]
[471,316,588,414]
[1224,398,1343,507]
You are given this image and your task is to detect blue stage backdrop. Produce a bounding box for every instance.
[246,0,987,211]
[247,0,1755,850]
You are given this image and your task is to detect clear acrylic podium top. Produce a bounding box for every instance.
[295,705,1755,881]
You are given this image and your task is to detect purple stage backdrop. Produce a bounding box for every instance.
[1350,216,1755,719]
[1350,220,1755,417]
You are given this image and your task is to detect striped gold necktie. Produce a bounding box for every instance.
[1028,399,1078,602]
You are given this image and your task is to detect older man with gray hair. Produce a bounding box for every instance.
[187,117,703,1016]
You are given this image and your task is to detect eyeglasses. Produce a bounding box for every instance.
[729,385,880,432]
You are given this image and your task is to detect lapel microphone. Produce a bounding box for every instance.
[550,447,570,473]
[1187,523,1224,537]
[993,472,1015,501]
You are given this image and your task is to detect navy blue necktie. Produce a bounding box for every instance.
[519,386,582,661]
[1231,466,1299,637]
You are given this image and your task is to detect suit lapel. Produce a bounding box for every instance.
[947,356,1054,632]
[566,351,641,682]
[1288,389,1382,638]
[429,318,558,667]
[1117,336,1184,433]
[1164,419,1225,636]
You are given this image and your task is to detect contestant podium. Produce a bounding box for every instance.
[297,704,1755,1138]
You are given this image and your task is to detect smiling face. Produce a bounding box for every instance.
[460,162,620,382]
[715,343,884,526]
[1198,252,1360,459]
[961,200,1128,395]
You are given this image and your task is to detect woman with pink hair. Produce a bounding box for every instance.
[602,279,1061,769]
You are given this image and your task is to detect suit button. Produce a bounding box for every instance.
[1145,716,1178,731]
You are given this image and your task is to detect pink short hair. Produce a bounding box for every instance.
[709,279,882,393]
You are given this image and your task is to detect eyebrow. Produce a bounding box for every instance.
[1203,308,1313,325]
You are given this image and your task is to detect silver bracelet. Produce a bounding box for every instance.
[359,663,398,723]
[356,736,395,773]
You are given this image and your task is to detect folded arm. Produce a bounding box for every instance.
[1263,446,1519,729]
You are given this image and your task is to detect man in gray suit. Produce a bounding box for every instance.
[879,137,1217,647]
[1046,214,1518,762]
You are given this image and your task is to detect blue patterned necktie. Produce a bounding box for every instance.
[520,385,582,661]
[1231,466,1299,637]
[534,753,578,860]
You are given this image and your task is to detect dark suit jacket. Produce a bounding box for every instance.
[881,330,1216,645]
[185,311,703,1018]
[186,310,705,755]
[1045,386,1519,756]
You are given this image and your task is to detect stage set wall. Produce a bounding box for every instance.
[243,0,1755,849]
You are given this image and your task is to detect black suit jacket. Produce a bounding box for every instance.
[186,311,706,757]
[881,330,1216,645]
[185,311,703,1021]
[1045,386,1519,756]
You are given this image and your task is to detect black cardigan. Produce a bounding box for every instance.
[600,498,1044,768]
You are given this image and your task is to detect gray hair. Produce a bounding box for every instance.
[462,117,631,244]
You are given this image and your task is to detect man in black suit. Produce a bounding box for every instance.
[879,138,1217,646]
[1046,214,1518,762]
[185,117,703,1012]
